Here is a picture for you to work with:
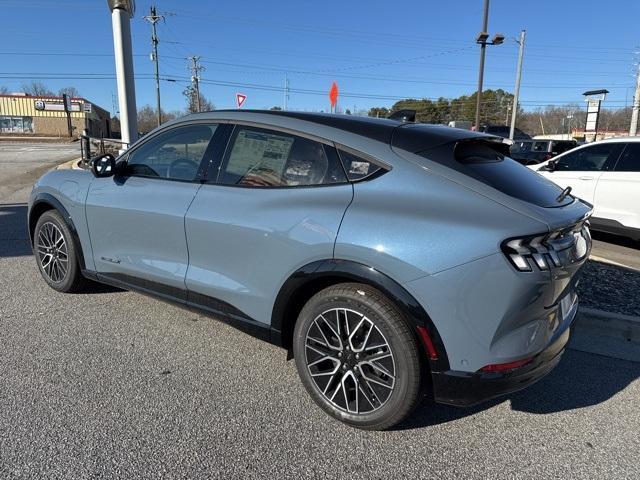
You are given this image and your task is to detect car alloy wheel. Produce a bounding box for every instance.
[304,307,396,414]
[35,221,69,283]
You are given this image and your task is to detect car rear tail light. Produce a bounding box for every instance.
[416,326,439,360]
[501,222,591,272]
[480,357,533,373]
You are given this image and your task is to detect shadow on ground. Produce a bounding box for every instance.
[0,203,31,257]
[0,202,120,293]
[397,349,640,430]
[592,231,640,250]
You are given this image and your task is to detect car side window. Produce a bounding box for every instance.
[126,124,217,181]
[337,149,385,181]
[532,141,548,152]
[218,126,347,187]
[554,143,620,172]
[614,143,640,172]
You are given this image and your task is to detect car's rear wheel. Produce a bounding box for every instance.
[34,210,87,293]
[293,283,423,430]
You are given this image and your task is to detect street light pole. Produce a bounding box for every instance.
[107,0,138,147]
[509,29,526,140]
[474,0,490,130]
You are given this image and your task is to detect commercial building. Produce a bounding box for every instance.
[0,93,111,138]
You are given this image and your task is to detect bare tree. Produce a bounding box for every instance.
[183,85,215,114]
[21,81,54,96]
[137,105,182,134]
[58,86,80,98]
[0,85,9,94]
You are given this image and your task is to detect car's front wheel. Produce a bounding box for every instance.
[34,210,87,293]
[293,283,423,430]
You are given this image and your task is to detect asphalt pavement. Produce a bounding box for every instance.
[1,144,639,479]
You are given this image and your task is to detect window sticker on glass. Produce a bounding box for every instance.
[226,130,294,178]
[349,161,370,176]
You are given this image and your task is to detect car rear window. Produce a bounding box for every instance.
[416,140,572,208]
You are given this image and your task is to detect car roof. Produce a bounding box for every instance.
[174,109,496,153]
[590,136,640,143]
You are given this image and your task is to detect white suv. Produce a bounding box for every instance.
[532,137,640,241]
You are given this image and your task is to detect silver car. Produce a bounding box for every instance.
[29,111,592,430]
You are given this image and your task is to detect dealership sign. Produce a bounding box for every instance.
[34,99,80,112]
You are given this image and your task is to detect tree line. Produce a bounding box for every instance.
[367,89,634,136]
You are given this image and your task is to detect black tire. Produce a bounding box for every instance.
[33,210,88,293]
[293,282,423,430]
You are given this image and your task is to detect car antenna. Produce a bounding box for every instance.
[556,186,572,203]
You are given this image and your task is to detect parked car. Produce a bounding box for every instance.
[510,139,578,165]
[531,137,640,241]
[478,124,531,139]
[29,111,592,430]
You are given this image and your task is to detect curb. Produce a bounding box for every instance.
[56,158,84,170]
[589,254,640,274]
[570,307,640,362]
[575,307,640,343]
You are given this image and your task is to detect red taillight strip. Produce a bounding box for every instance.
[480,357,533,373]
[416,326,438,360]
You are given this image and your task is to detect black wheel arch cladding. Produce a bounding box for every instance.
[271,259,450,372]
[29,193,86,271]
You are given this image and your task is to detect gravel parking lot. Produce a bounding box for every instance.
[1,147,639,479]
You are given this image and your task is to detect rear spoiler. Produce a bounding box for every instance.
[388,109,416,123]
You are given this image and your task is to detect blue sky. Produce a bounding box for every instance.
[1,0,639,116]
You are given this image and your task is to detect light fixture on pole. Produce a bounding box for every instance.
[474,0,504,130]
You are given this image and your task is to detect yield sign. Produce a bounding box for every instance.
[329,82,339,108]
[236,93,247,108]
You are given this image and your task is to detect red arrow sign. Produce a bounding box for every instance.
[329,82,338,108]
[236,93,247,108]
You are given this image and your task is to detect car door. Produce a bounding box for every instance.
[184,124,354,325]
[593,142,640,231]
[537,142,623,204]
[85,123,218,295]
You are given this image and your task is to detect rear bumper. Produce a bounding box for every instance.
[431,310,574,407]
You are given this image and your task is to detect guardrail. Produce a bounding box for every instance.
[80,135,129,167]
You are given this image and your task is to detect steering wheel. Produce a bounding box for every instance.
[167,159,198,180]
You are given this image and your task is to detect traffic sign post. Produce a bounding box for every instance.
[236,93,247,108]
[329,82,338,113]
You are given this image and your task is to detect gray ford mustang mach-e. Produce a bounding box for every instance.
[29,111,592,430]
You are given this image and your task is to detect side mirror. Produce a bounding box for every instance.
[540,159,556,172]
[91,154,116,178]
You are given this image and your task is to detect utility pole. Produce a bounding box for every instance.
[189,56,204,112]
[509,29,526,140]
[107,0,137,147]
[474,0,504,130]
[283,73,290,110]
[630,63,640,136]
[144,6,164,127]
